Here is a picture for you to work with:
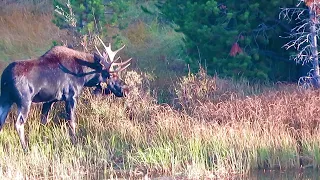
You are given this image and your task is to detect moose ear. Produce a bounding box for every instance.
[103,52,108,59]
[93,53,102,64]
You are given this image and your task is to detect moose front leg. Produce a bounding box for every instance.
[65,97,77,144]
[40,101,56,125]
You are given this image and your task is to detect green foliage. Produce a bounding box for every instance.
[52,0,133,48]
[107,0,130,29]
[53,0,107,36]
[157,0,297,81]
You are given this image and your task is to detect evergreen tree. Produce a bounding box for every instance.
[157,0,297,81]
[53,0,107,35]
[52,0,131,49]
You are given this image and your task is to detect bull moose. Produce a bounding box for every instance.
[0,37,131,151]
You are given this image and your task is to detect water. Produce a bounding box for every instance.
[96,168,320,179]
[247,169,320,180]
[153,169,320,180]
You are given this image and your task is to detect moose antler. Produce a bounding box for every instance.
[95,36,132,72]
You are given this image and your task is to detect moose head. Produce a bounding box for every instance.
[0,37,132,151]
[93,78,129,97]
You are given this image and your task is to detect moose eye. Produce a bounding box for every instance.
[101,71,110,79]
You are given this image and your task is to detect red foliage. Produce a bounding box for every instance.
[229,42,243,57]
[305,0,320,13]
[305,0,319,7]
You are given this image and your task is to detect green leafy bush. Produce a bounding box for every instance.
[53,0,107,35]
[157,0,297,81]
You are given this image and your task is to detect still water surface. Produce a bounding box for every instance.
[153,169,320,179]
[246,169,320,180]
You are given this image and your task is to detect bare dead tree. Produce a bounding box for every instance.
[280,0,320,88]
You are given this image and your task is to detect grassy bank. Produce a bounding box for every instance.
[1,2,320,179]
[0,70,320,179]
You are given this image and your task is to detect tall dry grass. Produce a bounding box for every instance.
[122,19,187,104]
[0,3,64,63]
[0,69,320,179]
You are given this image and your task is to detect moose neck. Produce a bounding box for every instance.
[75,52,106,87]
[82,69,104,87]
[47,46,105,87]
[45,46,112,87]
[73,54,104,87]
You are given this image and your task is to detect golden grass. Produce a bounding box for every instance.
[0,61,319,179]
[0,4,64,62]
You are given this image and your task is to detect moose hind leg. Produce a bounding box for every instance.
[41,101,55,125]
[0,98,13,131]
[15,101,31,152]
[65,97,77,144]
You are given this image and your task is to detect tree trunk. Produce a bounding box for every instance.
[309,7,320,88]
